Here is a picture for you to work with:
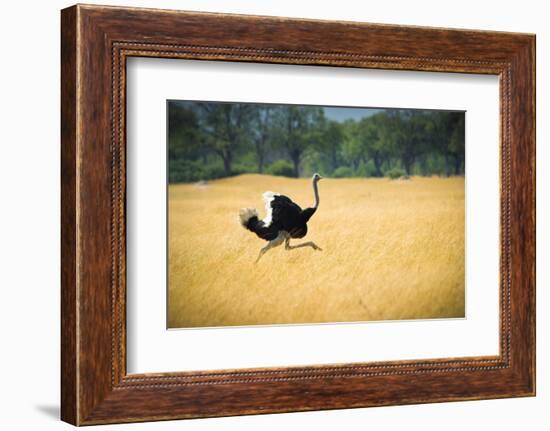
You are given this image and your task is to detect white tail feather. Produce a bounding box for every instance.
[239,208,258,227]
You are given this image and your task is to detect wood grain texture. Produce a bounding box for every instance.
[60,4,535,425]
[60,5,78,425]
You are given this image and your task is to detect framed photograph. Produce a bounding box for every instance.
[61,4,535,425]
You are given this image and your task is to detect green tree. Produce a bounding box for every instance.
[358,114,393,177]
[341,119,363,171]
[390,111,424,176]
[448,113,465,174]
[425,111,465,176]
[197,103,254,176]
[166,100,465,182]
[272,106,325,177]
[167,103,203,162]
[251,106,273,173]
[319,120,344,173]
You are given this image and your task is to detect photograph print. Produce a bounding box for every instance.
[167,100,465,329]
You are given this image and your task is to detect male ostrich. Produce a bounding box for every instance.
[239,173,323,262]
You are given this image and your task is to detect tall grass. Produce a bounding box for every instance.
[168,174,465,328]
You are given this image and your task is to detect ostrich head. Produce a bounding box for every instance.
[312,173,323,183]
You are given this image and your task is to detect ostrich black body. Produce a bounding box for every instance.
[244,195,316,241]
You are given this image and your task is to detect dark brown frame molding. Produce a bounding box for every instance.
[61,4,535,425]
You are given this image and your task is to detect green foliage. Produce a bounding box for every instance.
[168,159,227,183]
[168,104,204,163]
[167,101,465,183]
[342,121,364,170]
[301,148,331,178]
[230,164,256,176]
[317,120,345,172]
[203,163,226,180]
[231,152,257,175]
[385,167,407,180]
[266,160,295,177]
[426,154,446,176]
[355,160,376,177]
[270,105,325,177]
[332,166,355,178]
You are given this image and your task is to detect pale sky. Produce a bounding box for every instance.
[322,107,382,122]
[170,100,384,123]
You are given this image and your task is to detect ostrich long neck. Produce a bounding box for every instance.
[312,179,320,209]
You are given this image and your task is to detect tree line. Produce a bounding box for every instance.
[168,101,465,183]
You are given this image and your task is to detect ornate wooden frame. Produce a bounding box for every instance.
[61,4,535,425]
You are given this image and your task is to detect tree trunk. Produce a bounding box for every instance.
[255,136,266,173]
[444,154,451,177]
[223,153,232,176]
[402,157,413,176]
[258,156,264,174]
[374,155,383,177]
[331,148,338,173]
[419,155,429,176]
[291,154,300,178]
[453,155,462,175]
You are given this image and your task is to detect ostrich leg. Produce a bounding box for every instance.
[285,238,322,251]
[256,233,285,263]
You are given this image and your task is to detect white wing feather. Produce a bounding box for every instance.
[261,191,279,227]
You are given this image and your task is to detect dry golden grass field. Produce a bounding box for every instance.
[168,174,465,328]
